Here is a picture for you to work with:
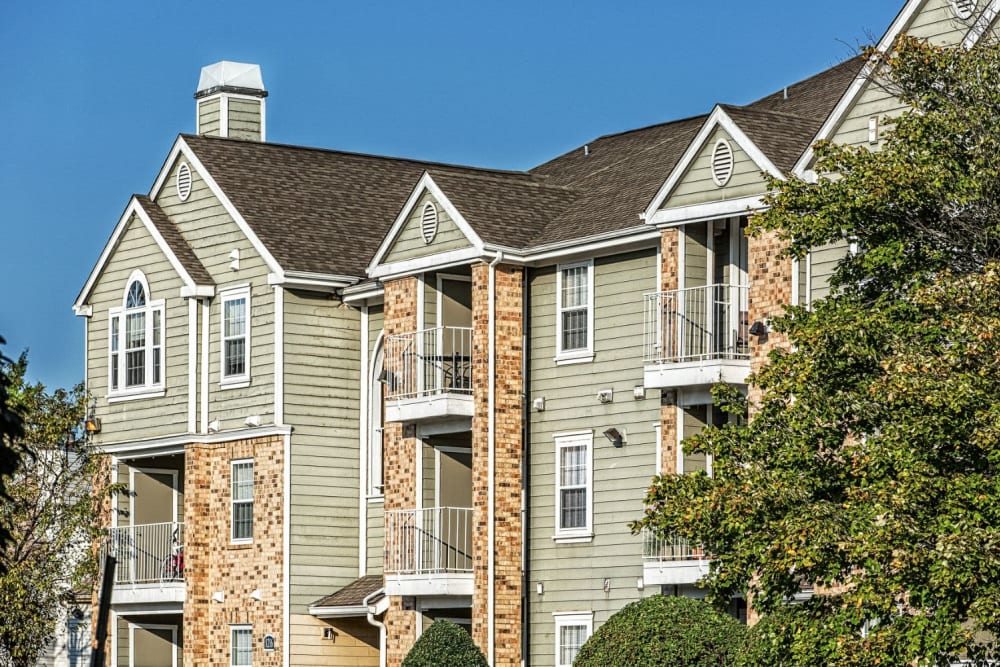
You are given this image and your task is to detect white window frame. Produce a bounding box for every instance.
[678,404,715,477]
[553,430,593,543]
[220,286,251,388]
[367,335,385,500]
[553,612,593,667]
[231,459,254,544]
[108,270,165,402]
[230,624,253,666]
[554,259,594,364]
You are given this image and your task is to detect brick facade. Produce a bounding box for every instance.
[381,276,420,667]
[471,262,524,666]
[183,434,284,666]
[747,229,793,405]
[659,228,681,475]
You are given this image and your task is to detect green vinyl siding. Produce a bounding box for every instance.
[810,241,849,302]
[423,273,438,329]
[156,155,276,430]
[117,616,128,666]
[284,289,363,612]
[86,214,190,444]
[382,191,471,264]
[528,248,664,666]
[683,222,708,288]
[228,98,262,141]
[367,303,385,575]
[422,441,436,508]
[197,97,220,136]
[661,127,768,210]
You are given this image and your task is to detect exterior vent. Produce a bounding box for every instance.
[711,140,734,187]
[952,0,976,18]
[421,202,438,244]
[176,162,193,202]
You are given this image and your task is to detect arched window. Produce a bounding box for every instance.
[109,270,164,396]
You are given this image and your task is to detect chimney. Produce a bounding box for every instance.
[194,61,268,141]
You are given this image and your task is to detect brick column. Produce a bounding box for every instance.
[747,229,792,407]
[183,435,284,666]
[471,262,524,666]
[382,277,420,666]
[659,228,681,475]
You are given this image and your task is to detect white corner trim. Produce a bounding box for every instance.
[74,304,93,317]
[282,431,291,667]
[179,285,215,298]
[366,171,485,275]
[644,106,784,223]
[187,298,197,433]
[649,195,766,227]
[273,285,284,427]
[964,0,1000,47]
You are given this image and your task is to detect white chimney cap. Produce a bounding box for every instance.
[197,61,265,95]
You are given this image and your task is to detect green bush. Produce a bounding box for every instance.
[401,620,488,667]
[574,595,746,667]
[733,605,800,667]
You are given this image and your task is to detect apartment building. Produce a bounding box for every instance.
[73,1,995,664]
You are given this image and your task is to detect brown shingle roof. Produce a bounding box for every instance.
[135,195,214,286]
[310,575,382,609]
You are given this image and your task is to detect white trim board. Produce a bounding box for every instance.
[644,105,783,223]
[74,196,213,314]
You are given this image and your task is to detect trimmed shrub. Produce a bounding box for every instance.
[573,595,746,667]
[401,620,488,667]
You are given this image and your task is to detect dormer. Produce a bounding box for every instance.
[194,61,267,141]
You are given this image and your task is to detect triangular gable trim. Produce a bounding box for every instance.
[73,197,211,314]
[644,106,783,225]
[792,0,997,177]
[148,136,285,279]
[367,171,485,277]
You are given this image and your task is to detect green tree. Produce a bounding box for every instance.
[573,595,746,667]
[401,620,488,667]
[634,37,1000,666]
[0,353,112,667]
[0,337,26,558]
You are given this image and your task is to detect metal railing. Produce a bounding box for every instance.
[102,522,185,585]
[643,284,750,364]
[384,326,473,399]
[642,528,707,562]
[385,507,473,575]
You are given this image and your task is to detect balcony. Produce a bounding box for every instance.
[642,284,750,389]
[384,507,473,597]
[384,326,474,428]
[641,529,710,585]
[101,522,185,608]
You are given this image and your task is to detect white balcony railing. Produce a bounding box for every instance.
[642,528,706,562]
[384,326,473,400]
[102,522,185,585]
[385,507,473,575]
[643,284,750,365]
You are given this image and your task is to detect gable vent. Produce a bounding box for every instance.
[176,162,193,202]
[711,140,735,187]
[952,0,976,18]
[421,202,439,244]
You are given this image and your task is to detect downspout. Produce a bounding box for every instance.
[521,266,530,667]
[363,589,387,667]
[488,250,503,665]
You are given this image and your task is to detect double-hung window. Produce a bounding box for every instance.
[554,431,593,541]
[555,260,594,363]
[108,271,164,400]
[231,460,254,543]
[221,287,250,387]
[230,625,252,666]
[554,612,593,667]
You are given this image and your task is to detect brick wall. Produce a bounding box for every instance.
[471,262,524,667]
[747,229,793,405]
[659,229,681,475]
[183,434,284,666]
[381,276,419,667]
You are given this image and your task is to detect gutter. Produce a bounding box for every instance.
[363,589,388,667]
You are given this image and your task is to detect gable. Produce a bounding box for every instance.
[382,190,474,264]
[154,152,269,281]
[660,126,769,211]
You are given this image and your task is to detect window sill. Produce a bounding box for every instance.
[228,540,253,549]
[552,532,594,544]
[107,387,166,403]
[367,494,385,504]
[553,352,594,366]
[219,378,251,390]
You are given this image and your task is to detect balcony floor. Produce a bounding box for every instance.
[385,392,473,425]
[643,559,711,586]
[384,573,473,597]
[643,359,749,389]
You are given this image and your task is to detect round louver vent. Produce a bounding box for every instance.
[176,162,192,202]
[952,0,976,18]
[711,140,734,187]
[421,202,438,244]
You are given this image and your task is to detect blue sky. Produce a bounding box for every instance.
[0,0,900,390]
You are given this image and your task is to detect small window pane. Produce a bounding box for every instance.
[231,627,252,666]
[233,462,253,500]
[126,281,145,308]
[560,488,586,529]
[225,298,246,337]
[225,339,246,376]
[232,462,254,541]
[224,297,248,378]
[559,625,586,665]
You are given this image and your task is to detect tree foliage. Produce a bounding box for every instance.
[0,337,26,557]
[633,37,1000,666]
[401,620,488,667]
[573,595,746,667]
[0,354,112,667]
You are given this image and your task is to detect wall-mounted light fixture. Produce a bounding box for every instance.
[245,415,261,428]
[229,248,240,272]
[603,428,625,448]
[536,582,544,595]
[85,398,102,434]
[211,591,225,603]
[749,320,768,336]
[208,419,220,433]
[633,385,645,400]
[597,389,613,404]
[603,578,611,593]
